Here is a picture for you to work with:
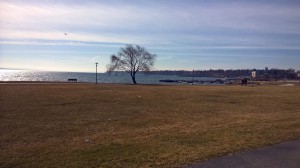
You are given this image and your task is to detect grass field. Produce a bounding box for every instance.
[0,84,300,167]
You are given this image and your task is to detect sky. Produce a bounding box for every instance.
[0,0,300,72]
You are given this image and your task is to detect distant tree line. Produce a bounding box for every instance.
[145,68,300,80]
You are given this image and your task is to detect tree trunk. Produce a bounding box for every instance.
[131,75,137,84]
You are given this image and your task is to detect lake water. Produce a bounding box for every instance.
[0,69,222,84]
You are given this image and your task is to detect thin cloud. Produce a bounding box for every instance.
[1,0,300,49]
[0,30,134,44]
[1,1,300,36]
[1,0,300,71]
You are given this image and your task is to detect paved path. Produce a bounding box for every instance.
[185,140,300,168]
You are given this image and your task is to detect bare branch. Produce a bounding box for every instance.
[106,44,157,84]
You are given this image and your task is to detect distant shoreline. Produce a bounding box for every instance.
[0,80,299,86]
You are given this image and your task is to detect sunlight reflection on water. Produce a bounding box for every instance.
[0,69,221,84]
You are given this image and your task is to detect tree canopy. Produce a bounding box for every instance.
[107,44,156,84]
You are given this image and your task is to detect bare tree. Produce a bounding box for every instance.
[107,44,156,84]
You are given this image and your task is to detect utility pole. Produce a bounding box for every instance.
[95,62,98,84]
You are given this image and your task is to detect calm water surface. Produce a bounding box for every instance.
[0,69,221,84]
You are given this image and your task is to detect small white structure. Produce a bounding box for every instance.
[252,71,256,78]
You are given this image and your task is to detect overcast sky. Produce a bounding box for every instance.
[1,0,300,72]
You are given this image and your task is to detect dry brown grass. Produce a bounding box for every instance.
[0,84,300,167]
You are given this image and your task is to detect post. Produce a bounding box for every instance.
[251,70,256,86]
[95,62,98,84]
[275,69,278,82]
[192,70,194,85]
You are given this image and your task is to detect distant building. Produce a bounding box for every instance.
[265,67,268,71]
[252,70,256,78]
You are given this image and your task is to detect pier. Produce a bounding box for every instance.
[159,79,225,84]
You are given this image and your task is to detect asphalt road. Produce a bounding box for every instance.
[185,140,300,168]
